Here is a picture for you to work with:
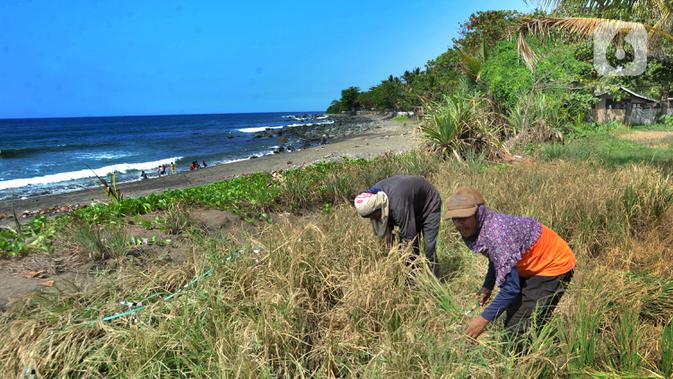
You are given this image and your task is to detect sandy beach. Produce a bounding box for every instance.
[0,115,417,221]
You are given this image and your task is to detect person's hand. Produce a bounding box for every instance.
[466,316,490,339]
[476,287,492,306]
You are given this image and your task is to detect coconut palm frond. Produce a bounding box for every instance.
[518,31,539,69]
[526,0,643,12]
[521,16,643,39]
[650,6,673,38]
[517,16,673,69]
[457,49,483,82]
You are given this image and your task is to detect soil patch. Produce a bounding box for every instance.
[190,208,242,231]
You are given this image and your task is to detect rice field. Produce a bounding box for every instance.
[1,144,673,377]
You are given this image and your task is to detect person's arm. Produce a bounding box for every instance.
[483,260,496,291]
[476,260,496,306]
[396,207,418,244]
[384,226,394,249]
[480,266,521,322]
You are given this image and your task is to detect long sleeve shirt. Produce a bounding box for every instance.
[373,176,442,242]
[481,264,520,322]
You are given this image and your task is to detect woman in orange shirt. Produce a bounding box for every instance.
[445,187,576,351]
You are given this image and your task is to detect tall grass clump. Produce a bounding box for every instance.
[160,201,192,235]
[505,91,564,148]
[69,221,129,260]
[0,206,519,377]
[420,86,505,161]
[612,308,643,372]
[434,160,673,264]
[560,294,600,372]
[660,321,673,377]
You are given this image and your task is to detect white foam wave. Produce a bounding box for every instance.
[237,120,334,133]
[210,150,277,166]
[76,152,131,160]
[0,156,182,190]
[237,126,284,133]
[285,120,335,128]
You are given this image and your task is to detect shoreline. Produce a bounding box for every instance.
[0,115,416,221]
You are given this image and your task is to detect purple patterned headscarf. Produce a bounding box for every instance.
[464,205,542,286]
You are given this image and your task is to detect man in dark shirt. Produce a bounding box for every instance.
[354,175,442,277]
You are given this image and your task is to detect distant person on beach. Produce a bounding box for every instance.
[140,171,148,180]
[202,160,207,168]
[189,161,197,171]
[354,176,441,278]
[171,162,175,174]
[161,164,167,175]
[445,187,575,352]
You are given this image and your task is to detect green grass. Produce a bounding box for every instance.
[541,124,673,171]
[631,123,673,131]
[0,216,55,257]
[661,321,673,377]
[0,152,439,258]
[393,114,411,123]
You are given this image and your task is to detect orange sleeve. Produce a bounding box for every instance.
[516,224,576,278]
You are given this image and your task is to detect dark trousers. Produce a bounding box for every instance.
[504,269,574,351]
[411,210,441,277]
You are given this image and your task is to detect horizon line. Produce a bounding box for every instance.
[0,110,325,121]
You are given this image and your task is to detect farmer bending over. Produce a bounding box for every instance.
[445,187,576,350]
[354,176,441,277]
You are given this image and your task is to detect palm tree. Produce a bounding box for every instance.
[517,1,673,110]
[457,43,486,85]
[531,0,672,29]
[517,17,655,68]
[518,0,673,64]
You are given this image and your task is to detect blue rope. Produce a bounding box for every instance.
[96,249,244,323]
[98,267,213,323]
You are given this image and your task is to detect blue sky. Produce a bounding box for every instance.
[0,1,532,118]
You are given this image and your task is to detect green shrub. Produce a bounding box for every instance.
[657,114,673,129]
[420,88,504,160]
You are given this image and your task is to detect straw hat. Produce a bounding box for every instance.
[444,186,485,219]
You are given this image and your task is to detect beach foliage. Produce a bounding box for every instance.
[0,216,53,257]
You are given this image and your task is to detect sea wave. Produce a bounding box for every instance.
[0,143,116,159]
[236,126,285,133]
[236,120,334,133]
[0,156,182,190]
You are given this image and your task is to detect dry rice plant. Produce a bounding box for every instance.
[2,159,673,377]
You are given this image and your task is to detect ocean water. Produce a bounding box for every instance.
[0,112,331,201]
